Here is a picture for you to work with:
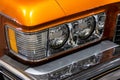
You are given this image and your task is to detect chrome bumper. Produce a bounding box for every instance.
[0,60,34,80]
[0,40,120,80]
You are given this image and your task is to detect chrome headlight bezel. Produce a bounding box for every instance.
[5,12,106,63]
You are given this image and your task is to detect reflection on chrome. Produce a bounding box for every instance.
[25,40,118,80]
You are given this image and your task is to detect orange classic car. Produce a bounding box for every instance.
[0,0,120,80]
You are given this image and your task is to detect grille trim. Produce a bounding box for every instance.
[113,14,120,44]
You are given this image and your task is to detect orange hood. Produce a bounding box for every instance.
[0,0,120,26]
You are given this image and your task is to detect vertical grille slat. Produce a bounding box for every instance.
[114,15,120,56]
[114,15,120,44]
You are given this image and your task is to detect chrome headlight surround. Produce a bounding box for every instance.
[5,12,106,63]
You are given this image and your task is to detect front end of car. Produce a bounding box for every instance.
[0,0,120,80]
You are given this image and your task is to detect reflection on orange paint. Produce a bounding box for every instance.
[0,0,120,27]
[0,0,65,26]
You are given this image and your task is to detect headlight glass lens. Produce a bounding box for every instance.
[49,24,69,49]
[5,12,106,62]
[72,16,96,40]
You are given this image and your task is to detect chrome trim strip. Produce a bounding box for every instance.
[0,71,14,80]
[98,67,120,80]
[0,60,33,80]
[25,40,118,75]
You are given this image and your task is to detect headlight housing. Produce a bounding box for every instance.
[5,12,106,63]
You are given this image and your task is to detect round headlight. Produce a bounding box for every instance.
[49,24,69,49]
[72,16,96,40]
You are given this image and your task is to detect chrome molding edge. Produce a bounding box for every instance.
[98,67,120,80]
[0,60,34,80]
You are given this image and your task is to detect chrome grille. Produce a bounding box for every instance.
[114,14,120,44]
[0,66,22,80]
[113,14,120,56]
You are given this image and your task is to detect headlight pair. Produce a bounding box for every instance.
[5,12,106,62]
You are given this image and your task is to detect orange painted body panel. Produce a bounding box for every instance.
[0,0,120,26]
[0,0,65,26]
[56,0,120,15]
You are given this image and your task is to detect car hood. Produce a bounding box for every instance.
[0,0,120,26]
[0,0,65,26]
[55,0,120,16]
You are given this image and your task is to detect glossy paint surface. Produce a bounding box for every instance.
[0,0,65,26]
[0,0,120,26]
[56,0,120,15]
